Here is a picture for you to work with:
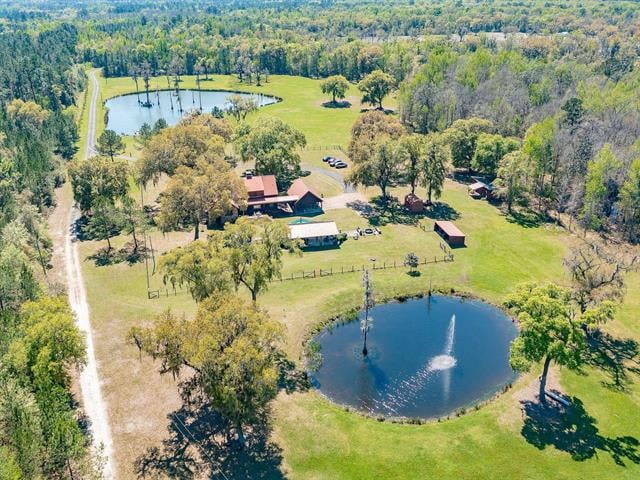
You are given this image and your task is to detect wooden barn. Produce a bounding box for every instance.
[469,181,493,199]
[434,220,466,247]
[404,193,424,213]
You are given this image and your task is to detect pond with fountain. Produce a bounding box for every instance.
[105,89,279,135]
[311,295,518,419]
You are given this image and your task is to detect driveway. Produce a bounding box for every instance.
[323,192,368,210]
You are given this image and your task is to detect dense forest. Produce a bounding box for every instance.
[64,0,640,240]
[76,0,640,81]
[0,22,98,479]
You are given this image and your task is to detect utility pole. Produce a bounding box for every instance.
[361,269,375,357]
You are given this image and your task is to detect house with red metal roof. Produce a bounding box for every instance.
[287,178,323,213]
[243,174,322,214]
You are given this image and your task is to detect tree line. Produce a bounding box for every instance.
[0,22,100,479]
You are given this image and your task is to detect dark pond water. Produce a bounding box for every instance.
[105,90,278,135]
[311,295,518,419]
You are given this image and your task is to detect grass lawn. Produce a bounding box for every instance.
[94,70,365,198]
[98,72,365,147]
[75,72,640,479]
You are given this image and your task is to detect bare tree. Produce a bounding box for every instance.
[139,61,153,107]
[564,238,638,314]
[129,65,141,104]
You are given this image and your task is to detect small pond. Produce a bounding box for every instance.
[311,295,518,419]
[105,90,278,135]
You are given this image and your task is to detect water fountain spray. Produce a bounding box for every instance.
[429,314,457,370]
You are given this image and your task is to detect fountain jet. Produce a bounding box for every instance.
[429,314,456,370]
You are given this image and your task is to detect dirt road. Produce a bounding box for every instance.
[67,69,116,478]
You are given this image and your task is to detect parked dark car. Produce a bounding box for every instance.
[322,156,332,162]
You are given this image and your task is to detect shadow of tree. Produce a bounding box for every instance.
[346,199,375,218]
[276,353,311,394]
[134,391,284,479]
[504,209,549,228]
[346,197,459,226]
[321,100,352,109]
[424,202,460,221]
[584,332,640,391]
[134,357,311,479]
[521,395,640,466]
[86,243,146,266]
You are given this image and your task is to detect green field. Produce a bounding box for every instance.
[98,72,369,147]
[77,72,640,479]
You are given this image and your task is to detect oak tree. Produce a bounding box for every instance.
[505,283,615,403]
[157,158,246,240]
[129,293,283,448]
[357,69,395,110]
[96,129,125,160]
[234,117,307,188]
[320,75,349,104]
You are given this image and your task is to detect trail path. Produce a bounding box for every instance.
[67,69,116,478]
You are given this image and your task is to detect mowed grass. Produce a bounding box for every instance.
[96,70,362,197]
[77,73,640,479]
[98,72,365,146]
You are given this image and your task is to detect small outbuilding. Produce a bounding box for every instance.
[404,193,425,213]
[469,181,493,199]
[289,221,340,248]
[434,220,465,247]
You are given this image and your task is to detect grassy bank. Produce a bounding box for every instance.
[76,72,640,479]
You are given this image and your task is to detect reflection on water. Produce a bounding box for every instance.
[105,89,278,135]
[311,296,518,418]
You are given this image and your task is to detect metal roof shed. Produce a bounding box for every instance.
[434,220,465,247]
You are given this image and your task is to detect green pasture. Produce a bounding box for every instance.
[75,72,640,479]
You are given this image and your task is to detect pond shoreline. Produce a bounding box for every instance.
[104,87,282,135]
[303,289,520,424]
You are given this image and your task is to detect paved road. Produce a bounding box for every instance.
[67,70,116,479]
[304,165,357,193]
